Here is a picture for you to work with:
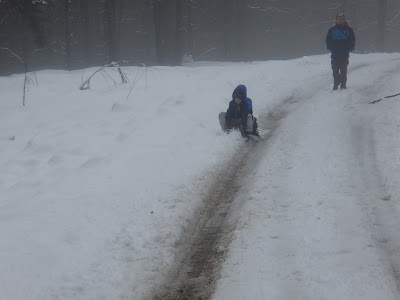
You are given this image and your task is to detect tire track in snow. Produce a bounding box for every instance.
[150,140,259,300]
[351,120,400,294]
[148,96,298,300]
[349,63,400,294]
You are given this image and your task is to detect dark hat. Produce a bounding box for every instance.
[336,13,345,19]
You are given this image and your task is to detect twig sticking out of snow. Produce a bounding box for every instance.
[370,92,400,104]
[80,62,128,90]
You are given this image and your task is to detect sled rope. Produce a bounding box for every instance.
[369,92,400,104]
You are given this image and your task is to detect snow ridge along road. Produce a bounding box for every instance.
[348,68,400,294]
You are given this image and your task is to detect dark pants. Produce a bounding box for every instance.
[331,57,349,88]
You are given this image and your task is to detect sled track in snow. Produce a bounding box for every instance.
[148,97,296,300]
[151,142,257,300]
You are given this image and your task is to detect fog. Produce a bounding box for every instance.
[0,0,399,74]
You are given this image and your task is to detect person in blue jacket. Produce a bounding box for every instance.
[224,86,249,134]
[219,85,259,137]
[326,13,356,90]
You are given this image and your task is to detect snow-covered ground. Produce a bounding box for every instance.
[1,53,400,300]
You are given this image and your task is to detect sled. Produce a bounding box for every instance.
[219,112,260,138]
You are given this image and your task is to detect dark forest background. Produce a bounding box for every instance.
[0,0,399,75]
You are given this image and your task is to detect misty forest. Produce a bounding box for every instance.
[0,0,399,75]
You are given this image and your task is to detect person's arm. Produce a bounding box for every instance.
[226,102,233,126]
[349,28,355,51]
[326,28,333,51]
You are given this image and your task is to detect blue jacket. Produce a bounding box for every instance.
[326,23,355,58]
[232,84,253,114]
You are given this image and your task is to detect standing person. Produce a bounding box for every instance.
[326,13,356,90]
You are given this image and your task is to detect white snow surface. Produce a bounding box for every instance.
[1,53,400,300]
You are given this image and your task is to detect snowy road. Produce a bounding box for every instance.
[213,59,400,299]
[147,57,400,300]
[1,54,400,300]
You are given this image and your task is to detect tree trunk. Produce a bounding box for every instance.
[349,0,357,30]
[153,0,162,64]
[340,0,347,14]
[185,0,193,58]
[153,0,176,65]
[234,0,246,60]
[22,0,33,69]
[221,0,245,61]
[116,0,123,62]
[175,0,184,65]
[105,0,118,62]
[222,0,233,60]
[376,0,387,52]
[65,0,71,69]
[143,0,155,64]
[80,0,90,67]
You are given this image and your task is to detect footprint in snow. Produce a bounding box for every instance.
[80,157,104,168]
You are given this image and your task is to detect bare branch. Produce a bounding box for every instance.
[388,10,400,25]
[0,47,24,63]
[195,47,216,60]
[247,0,290,14]
[0,7,19,26]
[79,62,128,90]
[126,65,160,99]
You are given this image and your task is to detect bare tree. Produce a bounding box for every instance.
[341,0,348,14]
[1,0,400,74]
[175,0,184,64]
[349,0,358,30]
[22,0,33,69]
[153,0,183,65]
[184,0,194,58]
[377,0,388,51]
[234,0,246,60]
[105,0,119,62]
[222,0,233,59]
[153,0,168,64]
[65,0,71,69]
[80,0,90,67]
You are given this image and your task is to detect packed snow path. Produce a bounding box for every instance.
[213,59,400,300]
[150,59,400,300]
